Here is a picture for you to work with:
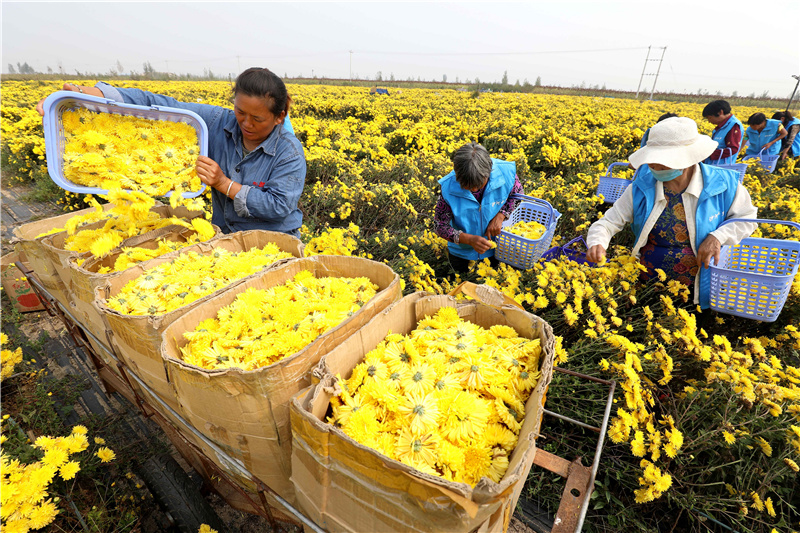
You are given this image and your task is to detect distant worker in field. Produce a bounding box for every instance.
[586,117,757,309]
[743,112,787,160]
[35,68,305,237]
[640,112,679,147]
[434,142,523,273]
[701,100,743,165]
[772,111,800,160]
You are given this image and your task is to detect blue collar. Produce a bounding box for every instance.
[446,174,504,202]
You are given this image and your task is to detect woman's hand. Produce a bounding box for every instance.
[697,234,721,269]
[196,156,227,188]
[461,234,494,255]
[485,212,506,238]
[586,244,606,264]
[36,83,103,116]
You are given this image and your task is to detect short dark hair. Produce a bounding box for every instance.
[452,143,492,190]
[702,100,732,117]
[748,112,767,126]
[233,67,292,117]
[657,113,678,123]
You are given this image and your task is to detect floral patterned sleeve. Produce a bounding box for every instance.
[434,195,459,243]
[499,175,524,219]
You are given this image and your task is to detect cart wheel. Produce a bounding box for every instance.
[137,453,227,533]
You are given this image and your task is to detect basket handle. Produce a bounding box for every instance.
[509,194,554,220]
[717,218,800,232]
[561,236,587,249]
[605,162,631,177]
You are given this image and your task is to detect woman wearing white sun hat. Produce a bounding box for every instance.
[586,116,757,309]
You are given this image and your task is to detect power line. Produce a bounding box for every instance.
[350,46,649,57]
[162,46,648,64]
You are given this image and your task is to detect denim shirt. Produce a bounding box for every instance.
[96,82,306,236]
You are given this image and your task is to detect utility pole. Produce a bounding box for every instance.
[787,74,800,112]
[635,46,650,99]
[349,50,353,83]
[237,55,241,74]
[635,46,667,100]
[165,60,169,79]
[649,47,666,100]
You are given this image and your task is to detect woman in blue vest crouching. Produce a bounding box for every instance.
[434,143,523,273]
[772,111,800,161]
[743,113,787,160]
[586,117,758,309]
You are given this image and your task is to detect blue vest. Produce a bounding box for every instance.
[707,115,743,165]
[439,159,516,260]
[631,164,740,309]
[784,117,800,156]
[745,119,782,157]
[640,128,651,148]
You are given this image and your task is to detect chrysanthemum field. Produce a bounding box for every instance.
[2,80,799,532]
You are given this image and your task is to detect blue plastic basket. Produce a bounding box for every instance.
[708,218,800,322]
[596,162,635,204]
[743,148,779,174]
[712,163,747,184]
[541,236,597,266]
[42,91,208,198]
[495,195,560,269]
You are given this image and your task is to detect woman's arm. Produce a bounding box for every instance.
[710,124,742,161]
[707,184,758,246]
[234,153,306,222]
[94,82,227,131]
[781,124,800,159]
[498,175,524,219]
[765,125,788,151]
[433,195,460,243]
[586,184,635,251]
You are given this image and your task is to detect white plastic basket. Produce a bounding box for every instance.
[495,195,560,269]
[42,91,208,198]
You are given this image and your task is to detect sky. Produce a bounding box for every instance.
[3,1,799,99]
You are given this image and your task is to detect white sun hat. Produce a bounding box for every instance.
[629,116,718,169]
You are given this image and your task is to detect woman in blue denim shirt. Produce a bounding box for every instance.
[37,68,306,237]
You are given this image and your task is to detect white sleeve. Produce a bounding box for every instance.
[586,185,635,250]
[708,184,758,245]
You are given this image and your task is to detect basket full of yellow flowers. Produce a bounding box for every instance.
[42,91,208,199]
[291,293,555,533]
[94,230,305,413]
[67,219,219,353]
[159,255,402,504]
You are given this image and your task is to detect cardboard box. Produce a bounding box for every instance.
[96,230,305,414]
[290,294,555,533]
[160,255,402,506]
[1,251,45,312]
[67,223,220,352]
[11,202,118,305]
[42,205,205,310]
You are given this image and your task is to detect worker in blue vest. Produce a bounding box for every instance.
[743,113,787,159]
[772,111,800,160]
[434,143,523,273]
[640,113,678,147]
[586,117,757,309]
[701,100,743,165]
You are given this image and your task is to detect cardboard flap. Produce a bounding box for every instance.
[449,281,524,310]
